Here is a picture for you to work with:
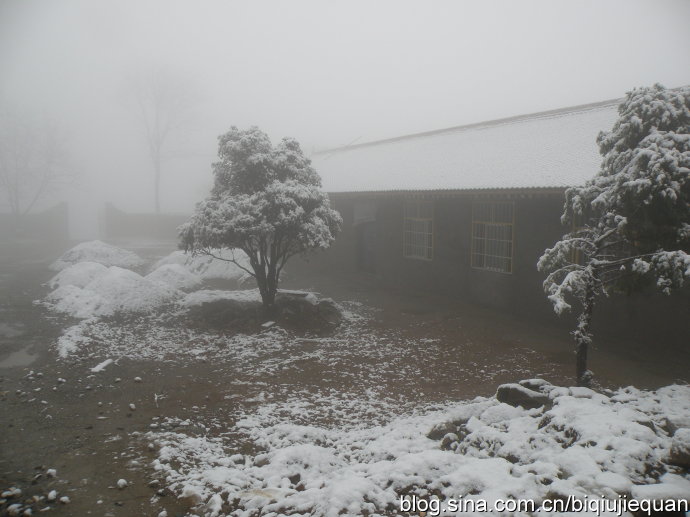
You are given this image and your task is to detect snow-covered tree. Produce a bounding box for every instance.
[180,126,342,313]
[538,84,690,386]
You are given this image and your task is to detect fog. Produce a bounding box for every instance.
[1,0,689,237]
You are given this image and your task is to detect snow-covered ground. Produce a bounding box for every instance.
[146,384,690,517]
[32,240,690,517]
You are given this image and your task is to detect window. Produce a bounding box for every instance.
[471,201,514,273]
[403,200,433,260]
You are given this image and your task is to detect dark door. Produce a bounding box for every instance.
[356,221,377,274]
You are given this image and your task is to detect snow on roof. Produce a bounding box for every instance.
[312,100,620,193]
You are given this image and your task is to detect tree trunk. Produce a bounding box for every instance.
[261,287,277,317]
[154,162,161,214]
[574,279,596,387]
[254,263,277,317]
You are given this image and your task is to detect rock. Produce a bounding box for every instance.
[518,378,553,392]
[427,420,462,441]
[274,293,342,331]
[664,414,690,435]
[668,428,690,468]
[59,496,70,504]
[2,487,22,498]
[47,490,57,501]
[188,298,261,329]
[496,383,551,409]
[117,479,128,489]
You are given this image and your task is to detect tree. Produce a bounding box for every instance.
[0,111,72,224]
[538,84,690,386]
[180,126,342,313]
[129,66,195,213]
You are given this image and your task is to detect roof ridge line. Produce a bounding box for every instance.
[314,98,621,156]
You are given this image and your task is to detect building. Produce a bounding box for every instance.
[306,99,689,346]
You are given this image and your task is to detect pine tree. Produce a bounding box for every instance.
[538,84,690,386]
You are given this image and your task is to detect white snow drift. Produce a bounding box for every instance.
[45,266,179,319]
[51,240,145,271]
[146,263,202,291]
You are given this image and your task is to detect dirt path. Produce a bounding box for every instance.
[1,240,687,516]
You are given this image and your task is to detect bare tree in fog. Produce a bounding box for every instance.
[129,66,196,214]
[0,111,72,223]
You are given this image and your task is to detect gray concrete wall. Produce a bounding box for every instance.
[293,192,689,350]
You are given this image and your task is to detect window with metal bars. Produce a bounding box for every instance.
[471,201,514,273]
[403,200,433,260]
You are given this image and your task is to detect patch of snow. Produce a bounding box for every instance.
[51,240,144,271]
[90,358,114,373]
[56,321,94,358]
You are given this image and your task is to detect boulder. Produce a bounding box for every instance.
[668,428,690,468]
[496,383,551,409]
[273,292,342,331]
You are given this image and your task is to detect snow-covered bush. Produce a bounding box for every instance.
[180,127,342,312]
[539,84,690,386]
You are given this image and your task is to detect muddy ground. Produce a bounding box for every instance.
[1,239,688,516]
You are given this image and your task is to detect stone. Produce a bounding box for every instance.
[496,383,551,409]
[668,428,690,468]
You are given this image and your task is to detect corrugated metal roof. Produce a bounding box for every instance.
[312,100,620,193]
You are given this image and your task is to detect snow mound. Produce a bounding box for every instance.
[147,383,690,517]
[153,249,252,282]
[46,266,179,319]
[51,240,144,271]
[181,289,262,307]
[48,261,109,289]
[46,285,109,319]
[147,264,202,291]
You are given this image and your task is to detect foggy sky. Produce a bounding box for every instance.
[1,0,689,235]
